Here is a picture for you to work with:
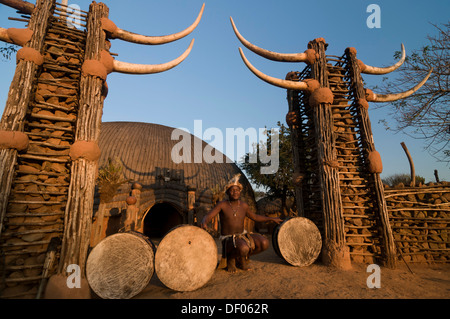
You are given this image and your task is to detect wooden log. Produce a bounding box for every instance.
[18,154,69,163]
[26,123,74,132]
[401,142,416,187]
[36,237,61,299]
[272,217,322,266]
[345,48,397,268]
[29,112,77,123]
[434,170,440,183]
[309,39,349,268]
[0,0,55,239]
[86,232,155,299]
[155,225,217,292]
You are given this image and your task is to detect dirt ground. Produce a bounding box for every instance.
[134,239,450,300]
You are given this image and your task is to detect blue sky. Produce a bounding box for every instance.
[0,0,449,183]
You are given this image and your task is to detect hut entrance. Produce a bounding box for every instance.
[143,203,183,239]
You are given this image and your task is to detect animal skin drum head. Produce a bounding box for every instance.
[155,225,217,292]
[274,217,322,267]
[86,232,155,299]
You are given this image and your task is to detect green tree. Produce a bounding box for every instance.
[97,157,129,202]
[377,23,449,163]
[239,122,294,218]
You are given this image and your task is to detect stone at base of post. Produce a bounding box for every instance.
[321,240,352,270]
[43,274,91,299]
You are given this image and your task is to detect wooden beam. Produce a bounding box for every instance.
[0,0,55,239]
[0,0,35,14]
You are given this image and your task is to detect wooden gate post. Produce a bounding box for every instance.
[0,0,55,238]
[345,48,397,268]
[308,39,351,269]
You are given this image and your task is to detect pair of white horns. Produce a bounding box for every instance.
[231,17,432,102]
[112,39,195,75]
[0,3,205,76]
[104,3,205,75]
[107,3,205,46]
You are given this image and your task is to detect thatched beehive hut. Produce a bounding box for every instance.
[92,121,257,243]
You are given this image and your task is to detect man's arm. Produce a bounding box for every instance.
[246,207,283,224]
[200,202,222,229]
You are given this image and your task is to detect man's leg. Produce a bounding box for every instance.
[236,234,269,271]
[225,238,249,273]
[234,238,251,271]
[250,234,269,255]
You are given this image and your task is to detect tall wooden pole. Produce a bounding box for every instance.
[0,0,55,238]
[345,48,397,268]
[309,39,350,269]
[400,142,416,187]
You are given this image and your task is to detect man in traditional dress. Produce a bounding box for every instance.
[201,174,282,272]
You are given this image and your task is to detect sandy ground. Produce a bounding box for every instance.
[134,239,450,300]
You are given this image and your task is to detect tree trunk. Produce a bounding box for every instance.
[0,0,54,238]
[401,142,416,187]
[309,39,350,269]
[345,48,397,268]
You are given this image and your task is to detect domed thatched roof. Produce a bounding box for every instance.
[97,122,255,206]
[256,196,295,215]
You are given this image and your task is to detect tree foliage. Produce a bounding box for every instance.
[0,44,18,61]
[97,158,130,202]
[377,23,449,163]
[239,122,295,217]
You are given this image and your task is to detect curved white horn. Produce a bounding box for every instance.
[238,47,309,90]
[112,39,195,74]
[362,44,406,75]
[368,68,433,102]
[114,3,204,45]
[0,0,35,14]
[0,27,13,44]
[231,17,309,63]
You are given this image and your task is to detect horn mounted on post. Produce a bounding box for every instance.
[230,17,316,92]
[0,0,35,45]
[230,16,432,102]
[101,3,205,75]
[0,1,205,76]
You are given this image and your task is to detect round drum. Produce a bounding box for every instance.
[272,217,322,267]
[86,231,156,299]
[155,225,217,292]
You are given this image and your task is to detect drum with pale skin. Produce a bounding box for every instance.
[155,225,218,292]
[86,231,156,299]
[272,217,322,267]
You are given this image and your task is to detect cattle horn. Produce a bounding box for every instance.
[0,27,12,44]
[109,3,204,45]
[367,68,433,102]
[0,0,35,15]
[361,44,406,75]
[238,47,309,91]
[112,39,194,74]
[230,17,311,63]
